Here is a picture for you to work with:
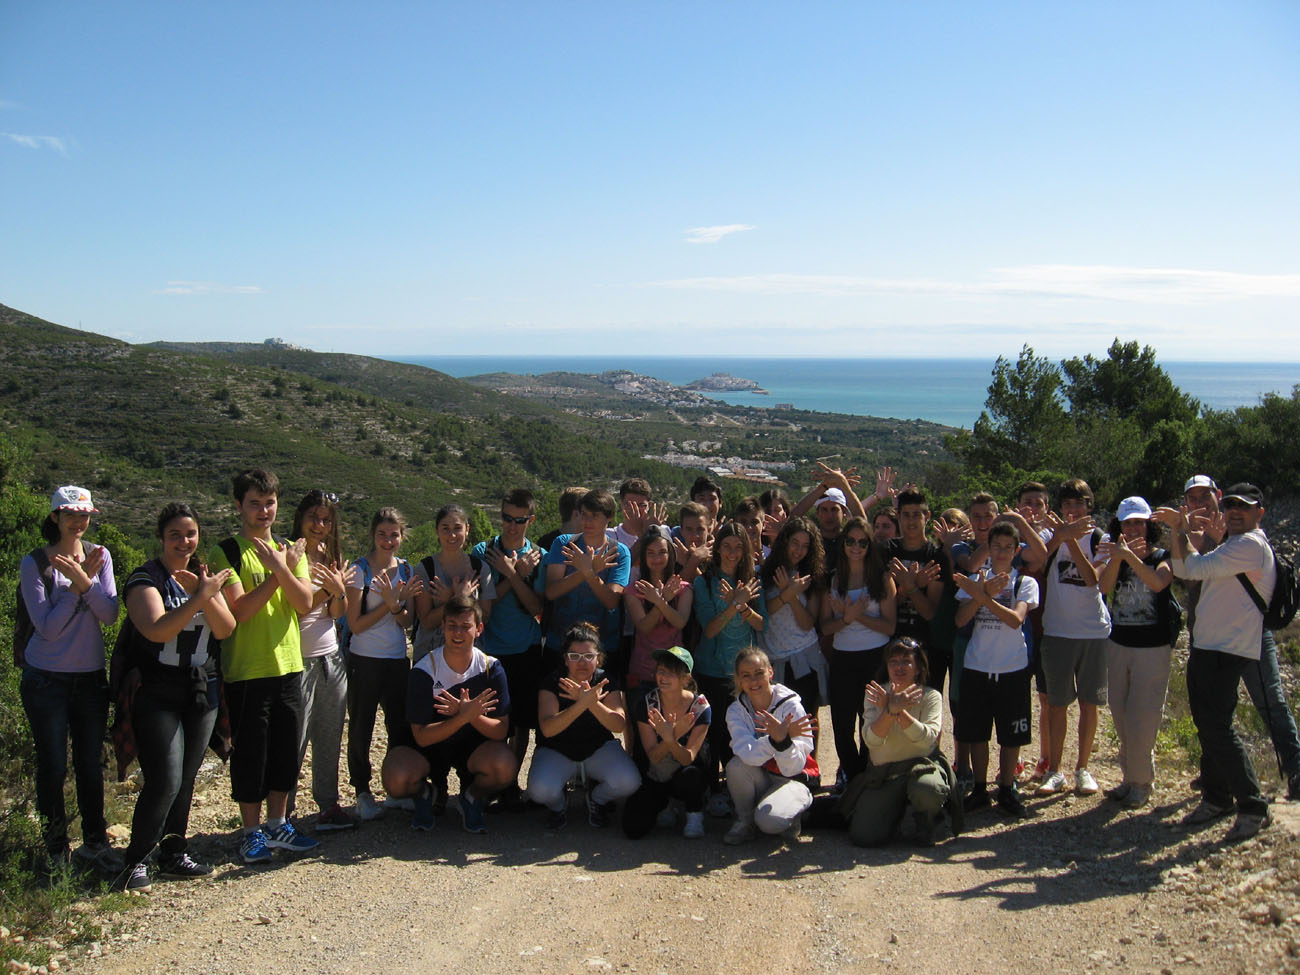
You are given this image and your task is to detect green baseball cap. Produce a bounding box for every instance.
[652,646,694,672]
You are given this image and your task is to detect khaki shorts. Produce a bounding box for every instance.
[1040,635,1108,707]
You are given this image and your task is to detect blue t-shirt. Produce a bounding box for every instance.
[471,536,542,656]
[543,533,631,650]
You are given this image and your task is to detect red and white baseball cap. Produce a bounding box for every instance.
[50,485,98,513]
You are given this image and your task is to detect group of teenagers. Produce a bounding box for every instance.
[16,461,1294,894]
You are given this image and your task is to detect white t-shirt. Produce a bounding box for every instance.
[1041,530,1111,639]
[831,586,890,653]
[957,568,1039,674]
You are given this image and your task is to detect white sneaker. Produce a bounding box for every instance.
[683,811,705,839]
[356,792,385,821]
[1075,769,1100,796]
[384,796,415,812]
[1036,770,1067,796]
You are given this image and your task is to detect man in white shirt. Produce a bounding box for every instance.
[1165,482,1275,840]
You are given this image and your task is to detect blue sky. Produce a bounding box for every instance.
[2,1,1298,359]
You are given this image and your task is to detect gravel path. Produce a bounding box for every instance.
[68,704,1300,975]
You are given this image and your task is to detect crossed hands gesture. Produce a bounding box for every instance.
[377,571,424,612]
[430,573,479,605]
[773,566,811,600]
[434,687,497,720]
[563,540,613,578]
[720,576,761,608]
[310,561,355,599]
[828,589,870,622]
[889,558,941,593]
[865,680,924,715]
[648,706,697,742]
[931,516,972,548]
[172,564,234,603]
[754,709,812,743]
[558,676,609,711]
[51,545,107,594]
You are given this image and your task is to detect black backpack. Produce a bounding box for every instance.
[1238,544,1300,630]
[12,541,92,667]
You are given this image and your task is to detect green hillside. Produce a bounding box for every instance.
[0,304,955,548]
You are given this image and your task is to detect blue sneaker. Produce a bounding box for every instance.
[412,786,435,832]
[456,793,487,834]
[239,829,272,864]
[264,820,320,853]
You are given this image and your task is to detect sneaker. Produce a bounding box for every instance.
[316,803,358,832]
[781,819,802,844]
[1032,757,1051,781]
[829,768,849,797]
[723,819,757,845]
[157,853,213,878]
[490,783,530,813]
[1036,770,1067,796]
[456,793,488,834]
[963,786,992,813]
[655,802,679,829]
[264,820,320,853]
[411,786,435,832]
[1225,808,1271,842]
[1288,771,1300,802]
[1122,784,1152,809]
[1189,774,1203,791]
[112,863,151,893]
[587,795,615,829]
[238,829,272,865]
[1105,782,1133,802]
[997,784,1028,819]
[384,796,415,812]
[683,811,705,839]
[1013,759,1026,779]
[705,790,733,819]
[1075,769,1100,796]
[73,840,125,875]
[1181,799,1232,827]
[544,808,567,831]
[355,792,385,821]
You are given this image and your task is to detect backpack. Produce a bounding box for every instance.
[1238,544,1300,630]
[13,541,93,667]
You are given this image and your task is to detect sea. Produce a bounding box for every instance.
[391,356,1299,430]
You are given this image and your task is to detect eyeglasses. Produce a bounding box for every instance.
[843,536,870,548]
[565,652,599,662]
[501,514,532,525]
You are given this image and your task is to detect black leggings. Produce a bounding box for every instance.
[621,765,709,838]
[829,647,883,779]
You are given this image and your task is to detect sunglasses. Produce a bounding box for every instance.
[501,514,532,525]
[1222,498,1258,511]
[843,536,870,548]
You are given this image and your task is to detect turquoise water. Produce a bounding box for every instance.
[392,356,1298,429]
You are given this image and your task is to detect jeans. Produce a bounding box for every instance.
[20,667,110,855]
[1242,630,1300,779]
[1186,646,1267,815]
[525,740,642,812]
[123,676,218,865]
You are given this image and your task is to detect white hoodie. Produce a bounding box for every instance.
[727,682,814,778]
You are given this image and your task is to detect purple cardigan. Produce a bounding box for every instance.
[20,547,119,673]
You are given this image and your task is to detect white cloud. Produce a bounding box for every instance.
[2,132,68,154]
[651,264,1300,303]
[683,224,756,245]
[153,281,265,295]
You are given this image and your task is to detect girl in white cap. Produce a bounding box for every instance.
[18,486,122,877]
[1098,497,1175,808]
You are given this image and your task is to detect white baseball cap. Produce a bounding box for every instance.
[50,485,98,513]
[816,487,848,509]
[1116,496,1152,522]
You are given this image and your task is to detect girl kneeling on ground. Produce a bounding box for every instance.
[723,647,816,845]
[840,637,954,846]
[526,622,641,829]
